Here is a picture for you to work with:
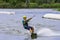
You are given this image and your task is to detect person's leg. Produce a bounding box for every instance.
[24,26,34,34]
[29,27,34,34]
[30,28,32,33]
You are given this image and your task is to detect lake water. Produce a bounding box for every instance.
[0,9,60,40]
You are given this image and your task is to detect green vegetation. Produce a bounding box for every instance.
[39,3,60,8]
[29,3,38,8]
[0,0,60,8]
[57,8,60,11]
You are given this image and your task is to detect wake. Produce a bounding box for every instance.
[37,28,60,36]
[0,26,60,37]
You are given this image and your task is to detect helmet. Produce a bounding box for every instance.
[23,16,27,18]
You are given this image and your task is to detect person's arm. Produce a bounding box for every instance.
[27,15,35,22]
[27,18,32,22]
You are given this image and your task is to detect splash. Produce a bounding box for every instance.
[37,28,60,36]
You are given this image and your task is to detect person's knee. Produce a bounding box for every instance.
[31,27,34,30]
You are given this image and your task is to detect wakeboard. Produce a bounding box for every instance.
[31,33,37,39]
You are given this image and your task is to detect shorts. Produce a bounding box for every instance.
[24,26,33,30]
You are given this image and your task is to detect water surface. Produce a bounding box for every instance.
[0,9,60,40]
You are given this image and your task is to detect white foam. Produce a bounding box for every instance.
[37,28,60,36]
[42,14,60,20]
[0,11,15,15]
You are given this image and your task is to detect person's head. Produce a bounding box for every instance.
[23,16,27,20]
